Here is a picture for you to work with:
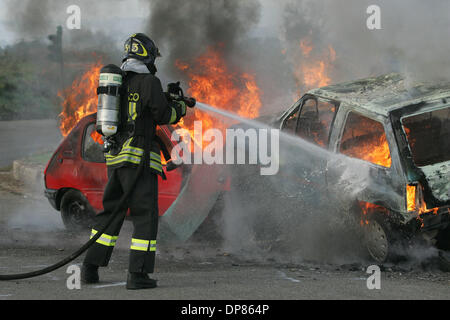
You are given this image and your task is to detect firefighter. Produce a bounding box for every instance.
[81,33,187,290]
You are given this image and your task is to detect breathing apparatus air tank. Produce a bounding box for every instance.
[96,64,123,137]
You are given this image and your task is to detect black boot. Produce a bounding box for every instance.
[126,272,157,290]
[81,263,99,284]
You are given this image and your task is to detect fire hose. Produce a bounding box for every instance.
[0,151,144,281]
[0,91,196,281]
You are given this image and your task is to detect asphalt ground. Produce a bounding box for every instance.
[0,179,448,300]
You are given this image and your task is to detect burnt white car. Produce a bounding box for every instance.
[231,73,450,263]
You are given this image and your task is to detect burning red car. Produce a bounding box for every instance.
[44,113,182,228]
[44,113,226,242]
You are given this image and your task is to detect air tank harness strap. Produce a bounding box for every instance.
[96,86,123,96]
[154,135,171,163]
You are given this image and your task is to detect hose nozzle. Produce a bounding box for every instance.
[166,81,196,108]
[184,97,196,108]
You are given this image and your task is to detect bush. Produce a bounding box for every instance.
[0,41,59,120]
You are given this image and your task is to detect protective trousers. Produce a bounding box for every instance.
[83,166,159,273]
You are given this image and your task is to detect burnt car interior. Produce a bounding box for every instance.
[283,96,339,148]
[339,112,392,168]
[402,106,450,167]
[82,123,105,163]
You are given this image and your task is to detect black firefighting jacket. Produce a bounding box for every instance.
[105,72,186,176]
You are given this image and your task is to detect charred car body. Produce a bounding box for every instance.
[233,73,449,263]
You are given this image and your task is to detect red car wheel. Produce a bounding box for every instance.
[60,189,96,231]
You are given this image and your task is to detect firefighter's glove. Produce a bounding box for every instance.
[176,100,187,117]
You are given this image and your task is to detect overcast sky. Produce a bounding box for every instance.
[0,0,146,46]
[0,0,283,47]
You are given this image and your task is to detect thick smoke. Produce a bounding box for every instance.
[139,1,370,264]
[210,124,369,265]
[5,0,52,38]
[139,1,450,264]
[280,0,450,83]
[7,1,450,93]
[143,0,261,78]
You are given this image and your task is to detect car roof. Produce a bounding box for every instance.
[307,73,450,116]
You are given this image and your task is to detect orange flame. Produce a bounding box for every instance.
[175,45,262,145]
[289,37,336,97]
[343,129,392,168]
[406,184,440,228]
[58,61,103,136]
[407,185,417,212]
[299,39,313,57]
[359,201,389,226]
[90,130,104,145]
[365,135,392,168]
[58,46,263,152]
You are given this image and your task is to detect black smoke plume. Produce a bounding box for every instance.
[144,0,261,76]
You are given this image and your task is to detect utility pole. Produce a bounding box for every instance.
[208,0,212,27]
[48,26,64,90]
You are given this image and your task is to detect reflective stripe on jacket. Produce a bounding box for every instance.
[105,137,163,174]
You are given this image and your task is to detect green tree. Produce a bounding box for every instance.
[0,41,59,120]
